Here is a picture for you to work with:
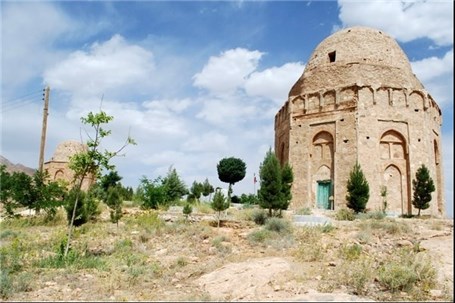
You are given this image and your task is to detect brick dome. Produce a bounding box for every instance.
[52,140,87,162]
[290,26,425,96]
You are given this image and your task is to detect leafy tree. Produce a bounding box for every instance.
[211,189,229,228]
[412,164,435,216]
[65,188,88,227]
[258,148,283,217]
[99,170,122,193]
[65,109,135,256]
[201,178,214,201]
[231,195,241,204]
[162,166,187,203]
[2,168,66,219]
[189,181,203,203]
[279,162,294,215]
[346,162,370,213]
[0,165,19,217]
[239,193,259,205]
[217,157,246,203]
[106,186,123,227]
[183,203,193,220]
[138,176,166,209]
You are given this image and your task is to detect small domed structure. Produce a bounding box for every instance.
[275,26,444,217]
[44,140,94,191]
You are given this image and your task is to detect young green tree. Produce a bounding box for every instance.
[106,186,123,227]
[412,164,435,216]
[138,176,166,209]
[346,162,370,213]
[183,203,193,220]
[189,181,203,203]
[65,109,135,256]
[258,148,283,217]
[202,178,215,201]
[211,188,229,228]
[217,157,246,203]
[279,162,294,215]
[162,166,187,204]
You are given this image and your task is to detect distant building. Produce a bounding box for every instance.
[275,26,444,217]
[43,140,94,191]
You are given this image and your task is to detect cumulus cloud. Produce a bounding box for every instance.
[44,35,155,98]
[244,62,305,104]
[337,0,453,46]
[411,49,454,108]
[1,2,74,94]
[193,48,264,96]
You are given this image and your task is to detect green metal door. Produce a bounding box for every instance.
[317,180,331,209]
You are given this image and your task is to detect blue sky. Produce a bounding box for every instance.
[1,0,453,217]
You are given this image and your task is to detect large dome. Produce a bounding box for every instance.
[290,26,424,96]
[52,140,87,162]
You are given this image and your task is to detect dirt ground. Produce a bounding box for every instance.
[2,206,453,302]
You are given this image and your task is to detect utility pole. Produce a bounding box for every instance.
[38,86,50,172]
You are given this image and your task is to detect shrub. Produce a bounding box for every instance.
[265,217,291,233]
[251,209,268,225]
[378,248,436,292]
[334,208,355,221]
[247,229,272,244]
[339,243,363,261]
[296,207,312,215]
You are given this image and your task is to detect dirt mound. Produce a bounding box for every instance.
[196,257,374,302]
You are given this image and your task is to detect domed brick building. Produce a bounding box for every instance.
[43,140,94,191]
[275,26,444,217]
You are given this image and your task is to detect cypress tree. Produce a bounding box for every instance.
[412,164,435,216]
[346,162,369,213]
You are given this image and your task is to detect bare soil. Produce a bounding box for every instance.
[2,206,453,302]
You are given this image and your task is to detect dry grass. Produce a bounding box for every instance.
[0,207,451,302]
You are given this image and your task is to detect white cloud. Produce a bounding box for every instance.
[411,49,454,108]
[182,131,228,152]
[193,48,264,95]
[337,0,454,46]
[44,35,155,98]
[244,62,305,104]
[1,2,74,94]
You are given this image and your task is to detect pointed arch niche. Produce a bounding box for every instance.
[379,130,410,215]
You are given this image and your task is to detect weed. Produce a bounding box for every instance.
[176,256,188,267]
[334,208,355,221]
[378,248,436,293]
[296,207,312,215]
[294,242,324,262]
[356,229,372,244]
[0,238,24,273]
[357,210,386,220]
[360,219,410,235]
[247,229,272,244]
[251,209,268,225]
[317,222,335,233]
[194,202,214,214]
[0,229,19,240]
[264,217,291,233]
[338,243,363,261]
[339,257,374,295]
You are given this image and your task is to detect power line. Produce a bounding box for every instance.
[1,98,38,113]
[2,90,43,106]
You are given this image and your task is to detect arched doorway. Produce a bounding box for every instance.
[312,131,334,209]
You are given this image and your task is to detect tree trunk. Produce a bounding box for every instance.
[64,176,85,257]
